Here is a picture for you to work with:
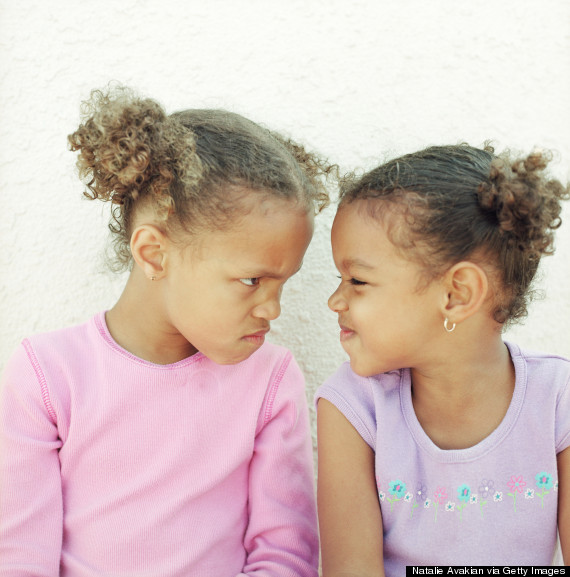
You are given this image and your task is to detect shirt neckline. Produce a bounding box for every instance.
[400,341,526,463]
[93,311,206,370]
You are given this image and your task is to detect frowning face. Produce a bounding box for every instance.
[162,195,314,364]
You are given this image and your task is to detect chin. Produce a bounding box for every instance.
[349,357,380,378]
[208,349,257,366]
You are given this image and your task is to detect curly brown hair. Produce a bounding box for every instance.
[68,85,334,269]
[339,144,569,326]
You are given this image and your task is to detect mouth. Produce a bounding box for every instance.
[242,328,270,345]
[339,323,355,342]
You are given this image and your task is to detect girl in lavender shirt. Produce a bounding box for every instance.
[316,145,569,573]
[0,85,333,576]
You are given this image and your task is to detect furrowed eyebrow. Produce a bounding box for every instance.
[241,261,304,279]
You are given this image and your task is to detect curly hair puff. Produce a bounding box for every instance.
[339,144,569,326]
[68,85,334,270]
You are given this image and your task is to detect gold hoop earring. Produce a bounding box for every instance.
[444,318,456,333]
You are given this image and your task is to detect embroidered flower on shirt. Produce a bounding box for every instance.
[378,491,386,502]
[469,494,478,505]
[507,475,526,512]
[387,480,406,510]
[507,475,526,494]
[388,480,406,498]
[535,472,553,491]
[554,481,559,492]
[415,483,427,502]
[477,479,494,519]
[432,487,447,523]
[445,501,455,512]
[478,479,495,499]
[493,491,503,502]
[404,490,418,517]
[456,484,471,520]
[525,489,535,499]
[457,484,471,503]
[535,472,553,508]
[433,487,448,505]
[424,498,431,509]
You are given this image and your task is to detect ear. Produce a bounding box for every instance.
[130,224,168,280]
[440,261,489,324]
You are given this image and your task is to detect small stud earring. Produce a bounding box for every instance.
[150,276,156,281]
[444,318,456,333]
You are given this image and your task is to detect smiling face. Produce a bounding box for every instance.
[329,201,444,377]
[161,195,314,365]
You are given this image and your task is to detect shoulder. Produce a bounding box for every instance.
[317,362,402,405]
[8,314,99,374]
[22,313,103,359]
[508,341,570,392]
[207,341,303,402]
[315,363,404,450]
[233,343,309,434]
[235,341,299,382]
[1,315,99,425]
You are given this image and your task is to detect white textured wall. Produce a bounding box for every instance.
[1,0,569,462]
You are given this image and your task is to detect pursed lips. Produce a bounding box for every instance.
[242,328,270,343]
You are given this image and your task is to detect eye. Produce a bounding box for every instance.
[239,278,260,287]
[337,275,366,286]
[349,278,366,286]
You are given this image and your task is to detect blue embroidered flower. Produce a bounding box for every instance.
[535,472,554,509]
[457,484,471,503]
[535,472,553,491]
[388,480,406,499]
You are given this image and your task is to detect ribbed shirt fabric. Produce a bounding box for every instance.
[0,312,318,576]
[316,342,570,571]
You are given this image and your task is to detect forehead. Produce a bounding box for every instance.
[331,201,414,270]
[190,195,314,272]
[332,202,391,250]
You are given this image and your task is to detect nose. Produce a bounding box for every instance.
[253,289,282,321]
[328,284,348,313]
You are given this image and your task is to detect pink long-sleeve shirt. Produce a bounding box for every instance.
[0,312,318,576]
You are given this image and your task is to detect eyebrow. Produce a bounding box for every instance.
[242,261,305,279]
[342,258,375,270]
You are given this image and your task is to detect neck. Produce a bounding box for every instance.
[106,267,197,365]
[410,326,515,450]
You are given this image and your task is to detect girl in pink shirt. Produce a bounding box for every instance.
[0,85,332,576]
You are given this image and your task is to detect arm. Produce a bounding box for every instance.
[239,354,318,577]
[558,445,570,563]
[0,343,63,575]
[317,398,385,577]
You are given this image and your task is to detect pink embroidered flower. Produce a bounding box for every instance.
[433,486,448,504]
[507,475,526,494]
